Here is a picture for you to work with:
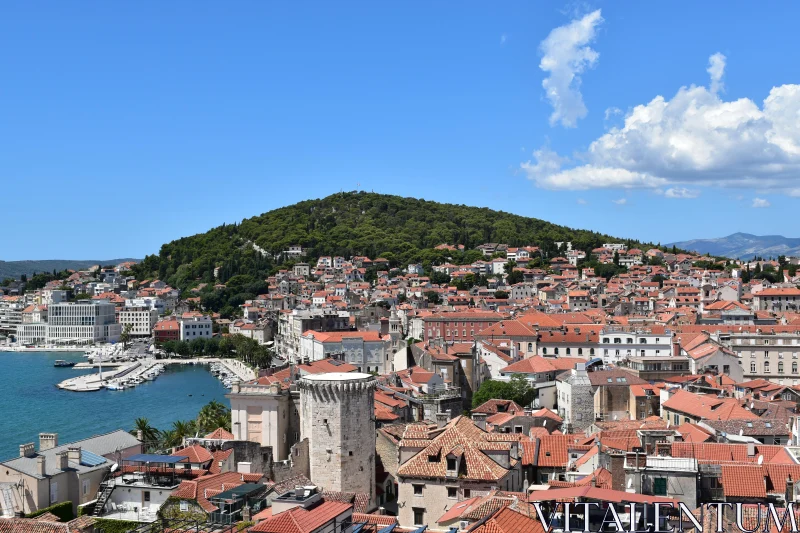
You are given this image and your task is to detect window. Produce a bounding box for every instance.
[779,362,785,374]
[578,348,583,355]
[144,491,151,502]
[614,338,621,344]
[50,481,58,504]
[542,348,547,355]
[82,479,89,496]
[463,489,471,498]
[566,348,571,355]
[793,362,798,374]
[446,457,457,471]
[413,484,424,496]
[653,478,668,496]
[751,362,756,373]
[554,348,559,355]
[413,508,425,526]
[723,365,730,374]
[527,343,533,352]
[765,361,771,373]
[180,501,189,512]
[447,487,458,499]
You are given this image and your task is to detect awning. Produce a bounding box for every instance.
[377,525,396,533]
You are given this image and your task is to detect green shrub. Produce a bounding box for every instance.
[26,501,74,522]
[93,517,140,533]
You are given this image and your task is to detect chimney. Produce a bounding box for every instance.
[136,430,144,442]
[36,456,46,477]
[747,441,755,457]
[242,505,251,522]
[39,433,58,451]
[68,447,81,465]
[19,443,35,458]
[57,451,69,470]
[237,462,252,474]
[472,412,487,431]
[435,411,450,429]
[787,475,795,504]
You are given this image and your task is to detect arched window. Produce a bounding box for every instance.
[779,362,784,374]
[578,348,583,355]
[554,347,560,355]
[765,361,771,373]
[793,362,797,374]
[751,362,756,373]
[590,348,595,356]
[542,347,547,355]
[527,343,533,352]
[566,348,571,355]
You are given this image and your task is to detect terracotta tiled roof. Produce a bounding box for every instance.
[250,501,352,533]
[397,416,514,482]
[470,506,546,533]
[205,428,235,440]
[172,471,262,512]
[721,464,767,498]
[472,399,524,415]
[173,445,213,464]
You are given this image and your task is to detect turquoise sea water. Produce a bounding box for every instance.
[0,351,230,461]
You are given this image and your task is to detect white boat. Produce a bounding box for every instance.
[106,383,126,391]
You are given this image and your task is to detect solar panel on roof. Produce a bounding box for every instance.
[80,450,107,467]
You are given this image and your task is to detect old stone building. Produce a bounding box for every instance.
[298,372,377,508]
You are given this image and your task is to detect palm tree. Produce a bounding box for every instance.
[196,400,231,433]
[131,418,159,452]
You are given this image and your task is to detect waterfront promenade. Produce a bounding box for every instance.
[57,357,255,392]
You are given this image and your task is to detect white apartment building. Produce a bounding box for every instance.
[599,326,674,364]
[44,300,122,344]
[118,307,158,337]
[16,323,47,345]
[179,314,212,341]
[603,243,628,251]
[0,297,24,335]
[299,330,391,374]
[720,328,800,383]
[125,297,165,315]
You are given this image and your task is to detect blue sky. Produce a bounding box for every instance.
[2,2,799,260]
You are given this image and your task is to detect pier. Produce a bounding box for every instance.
[57,357,255,392]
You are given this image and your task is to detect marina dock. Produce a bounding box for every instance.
[56,357,255,392]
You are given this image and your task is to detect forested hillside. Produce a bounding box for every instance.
[133,192,662,294]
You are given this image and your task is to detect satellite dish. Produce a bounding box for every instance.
[110,463,119,473]
[758,455,764,465]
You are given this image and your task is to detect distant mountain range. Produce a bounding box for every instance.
[0,259,139,280]
[667,233,800,260]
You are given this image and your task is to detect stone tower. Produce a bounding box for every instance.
[298,372,377,504]
[389,306,402,349]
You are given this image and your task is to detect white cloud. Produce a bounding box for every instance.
[539,9,603,128]
[664,187,700,199]
[500,34,507,45]
[577,198,587,204]
[604,106,622,120]
[752,197,771,208]
[707,53,726,95]
[522,53,800,195]
[612,198,627,205]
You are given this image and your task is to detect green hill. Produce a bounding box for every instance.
[133,192,665,294]
[0,258,138,280]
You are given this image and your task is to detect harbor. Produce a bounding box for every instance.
[0,351,232,460]
[56,356,255,392]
